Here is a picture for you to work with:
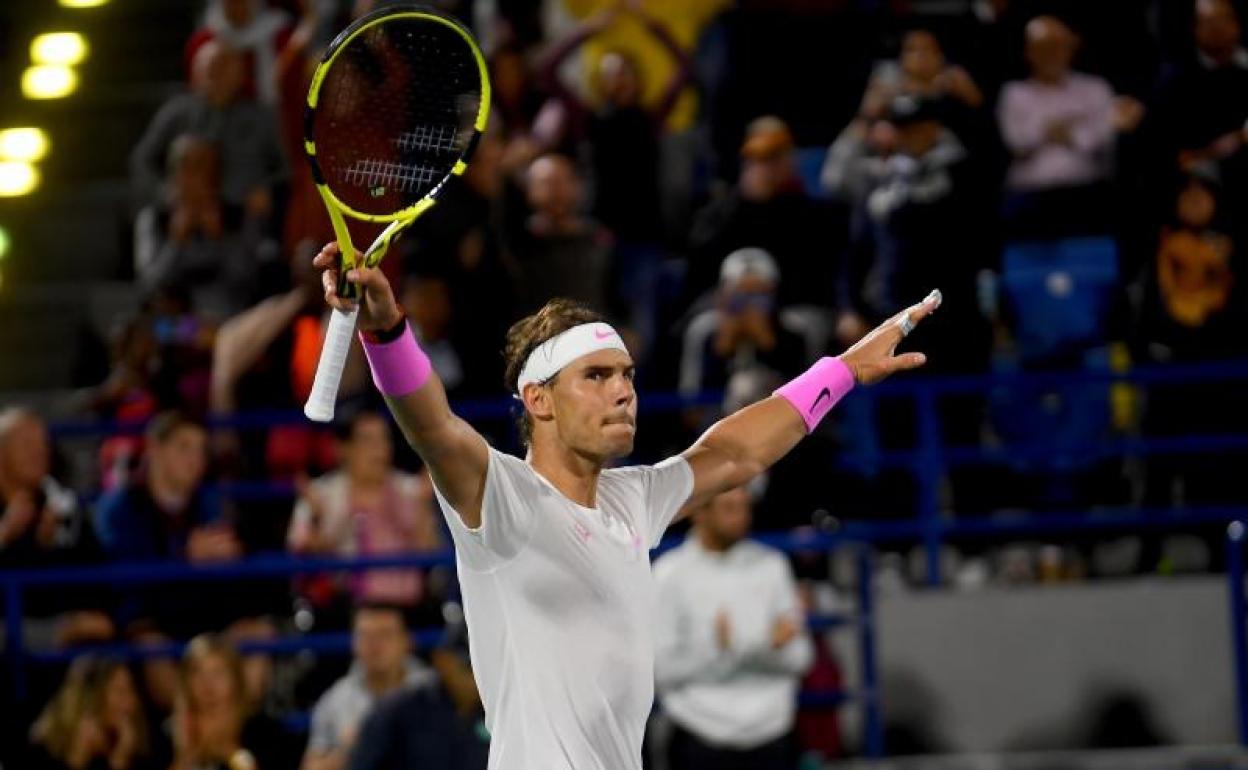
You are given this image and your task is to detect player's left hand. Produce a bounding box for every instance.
[838,289,941,386]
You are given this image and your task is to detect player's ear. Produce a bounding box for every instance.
[523,383,555,422]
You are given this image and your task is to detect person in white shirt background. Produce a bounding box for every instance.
[301,604,437,770]
[654,485,813,769]
[312,240,940,770]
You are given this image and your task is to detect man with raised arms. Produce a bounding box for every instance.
[313,242,940,770]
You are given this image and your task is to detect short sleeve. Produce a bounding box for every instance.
[609,457,695,549]
[432,447,537,572]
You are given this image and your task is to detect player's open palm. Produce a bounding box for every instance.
[312,242,403,332]
[839,290,942,386]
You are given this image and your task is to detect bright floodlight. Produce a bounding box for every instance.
[22,66,78,99]
[0,162,40,197]
[60,0,110,7]
[31,33,89,66]
[0,128,50,163]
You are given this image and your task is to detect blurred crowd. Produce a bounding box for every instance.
[3,0,1248,766]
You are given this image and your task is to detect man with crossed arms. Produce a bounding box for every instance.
[314,241,940,770]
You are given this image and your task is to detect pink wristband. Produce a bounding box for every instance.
[359,324,433,397]
[773,357,856,433]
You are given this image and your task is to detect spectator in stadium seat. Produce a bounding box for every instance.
[168,635,300,770]
[997,15,1117,237]
[1150,0,1248,176]
[27,658,165,770]
[130,39,287,219]
[1135,169,1245,511]
[857,28,984,139]
[688,116,840,311]
[0,408,114,647]
[287,410,444,617]
[398,124,519,397]
[839,95,982,357]
[134,135,281,322]
[536,5,692,353]
[302,604,437,770]
[653,486,812,770]
[187,0,294,106]
[94,412,252,711]
[677,248,807,399]
[95,412,238,570]
[509,153,614,315]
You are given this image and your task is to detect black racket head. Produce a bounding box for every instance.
[306,7,487,219]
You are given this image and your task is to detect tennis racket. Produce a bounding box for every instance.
[303,5,490,422]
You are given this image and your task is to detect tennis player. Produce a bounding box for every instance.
[314,242,939,769]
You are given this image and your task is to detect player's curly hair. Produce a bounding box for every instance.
[503,299,605,446]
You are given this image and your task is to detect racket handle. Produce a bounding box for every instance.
[304,306,360,423]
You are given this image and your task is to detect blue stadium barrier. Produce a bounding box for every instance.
[1228,522,1248,747]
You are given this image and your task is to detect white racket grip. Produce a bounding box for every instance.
[304,306,359,423]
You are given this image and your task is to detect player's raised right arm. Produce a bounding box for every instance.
[314,243,490,527]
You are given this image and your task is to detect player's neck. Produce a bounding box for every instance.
[528,441,603,509]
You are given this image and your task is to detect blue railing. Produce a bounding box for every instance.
[50,357,1248,585]
[1,536,884,757]
[1228,522,1248,747]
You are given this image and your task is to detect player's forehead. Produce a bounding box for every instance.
[565,347,634,373]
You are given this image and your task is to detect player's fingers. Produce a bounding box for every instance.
[345,266,389,294]
[311,242,340,269]
[891,289,942,339]
[320,268,337,297]
[889,351,928,372]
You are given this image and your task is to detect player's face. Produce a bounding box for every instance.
[549,349,637,461]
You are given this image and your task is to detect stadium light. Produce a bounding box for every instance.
[60,0,111,7]
[0,128,50,163]
[0,226,9,261]
[22,66,78,99]
[0,162,40,197]
[31,33,89,66]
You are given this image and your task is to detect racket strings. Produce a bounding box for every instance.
[311,16,482,216]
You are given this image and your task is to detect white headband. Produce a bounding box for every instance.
[516,322,628,394]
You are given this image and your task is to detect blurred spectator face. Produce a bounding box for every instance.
[719,247,779,316]
[720,274,777,317]
[187,649,240,712]
[1177,178,1217,228]
[901,30,946,82]
[596,51,642,108]
[343,413,394,484]
[102,667,141,727]
[0,409,50,490]
[491,47,530,108]
[149,423,208,496]
[1195,0,1242,60]
[191,40,245,107]
[404,276,452,341]
[352,607,410,680]
[740,117,797,202]
[699,487,752,548]
[525,154,582,220]
[1025,16,1077,83]
[222,0,257,28]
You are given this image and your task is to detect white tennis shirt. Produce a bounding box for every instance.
[433,446,695,770]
